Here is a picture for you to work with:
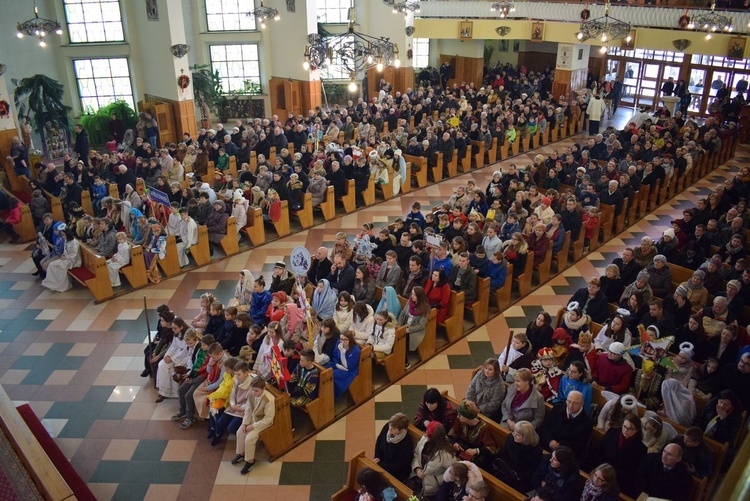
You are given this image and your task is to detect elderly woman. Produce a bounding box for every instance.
[633,236,657,268]
[500,368,546,430]
[680,269,709,310]
[600,264,624,304]
[491,420,543,493]
[646,254,673,298]
[465,359,506,421]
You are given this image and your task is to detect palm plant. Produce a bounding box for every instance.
[190,64,225,123]
[12,74,72,133]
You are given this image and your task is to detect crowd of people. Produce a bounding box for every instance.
[2,61,746,498]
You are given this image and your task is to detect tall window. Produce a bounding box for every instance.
[64,0,124,43]
[210,44,262,94]
[73,58,134,111]
[205,0,256,31]
[412,38,430,69]
[317,0,353,24]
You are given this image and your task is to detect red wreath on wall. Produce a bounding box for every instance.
[177,75,190,93]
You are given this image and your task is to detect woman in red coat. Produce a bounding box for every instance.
[424,268,451,323]
[1,196,22,243]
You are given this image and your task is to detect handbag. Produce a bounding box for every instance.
[172,365,189,382]
[492,458,520,485]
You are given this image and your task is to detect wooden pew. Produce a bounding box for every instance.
[521,133,531,154]
[541,125,550,146]
[401,162,412,194]
[560,118,569,139]
[363,174,376,206]
[471,141,486,169]
[348,344,373,405]
[106,182,119,199]
[417,308,438,363]
[220,216,239,256]
[532,129,541,149]
[446,151,458,179]
[588,214,602,252]
[119,244,148,288]
[43,190,65,222]
[376,167,395,200]
[301,363,335,430]
[460,148,472,173]
[259,384,294,458]
[270,200,291,238]
[292,192,313,229]
[403,154,427,188]
[376,326,407,383]
[626,193,639,228]
[332,451,413,501]
[243,206,265,246]
[431,152,444,183]
[499,139,509,161]
[80,190,94,216]
[552,231,571,273]
[0,386,77,501]
[515,251,535,297]
[511,138,519,156]
[68,243,113,302]
[319,186,337,221]
[158,235,181,277]
[227,155,238,178]
[599,203,615,243]
[201,162,215,184]
[536,244,554,284]
[0,187,35,242]
[494,263,514,311]
[438,291,465,343]
[338,179,356,214]
[615,199,628,234]
[551,124,559,142]
[190,226,212,266]
[465,277,490,327]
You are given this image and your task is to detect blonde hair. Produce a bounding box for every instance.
[184,328,200,343]
[514,421,540,446]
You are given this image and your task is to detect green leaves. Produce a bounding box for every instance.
[12,74,72,133]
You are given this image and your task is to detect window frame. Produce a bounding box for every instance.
[72,57,135,112]
[205,0,257,32]
[316,0,354,24]
[63,0,125,44]
[209,43,263,95]
[412,38,430,69]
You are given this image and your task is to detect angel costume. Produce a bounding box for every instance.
[107,241,131,287]
[41,237,81,292]
[155,333,190,398]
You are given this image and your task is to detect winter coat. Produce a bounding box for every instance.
[410,436,457,496]
[646,263,673,298]
[500,384,546,429]
[465,371,506,419]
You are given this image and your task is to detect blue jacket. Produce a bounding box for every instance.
[486,260,508,291]
[430,255,454,276]
[500,220,520,241]
[249,290,272,325]
[404,211,425,229]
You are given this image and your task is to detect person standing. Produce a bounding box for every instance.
[587,94,605,135]
[74,125,89,167]
[611,76,623,115]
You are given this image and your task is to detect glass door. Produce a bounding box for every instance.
[729,71,750,98]
[621,62,640,106]
[688,68,707,114]
[638,63,661,109]
[708,70,730,99]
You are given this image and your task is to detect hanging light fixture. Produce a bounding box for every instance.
[687,2,733,40]
[490,2,515,19]
[392,1,420,15]
[248,0,280,29]
[576,0,631,51]
[16,0,63,48]
[303,8,399,74]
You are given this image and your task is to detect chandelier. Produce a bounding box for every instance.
[392,1,421,15]
[576,1,631,52]
[16,1,63,48]
[490,2,516,19]
[247,0,280,29]
[303,8,400,76]
[687,2,733,40]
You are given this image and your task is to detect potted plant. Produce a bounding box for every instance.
[190,64,226,128]
[79,100,138,147]
[13,74,72,134]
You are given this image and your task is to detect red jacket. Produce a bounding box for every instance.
[5,205,21,225]
[424,279,451,323]
[595,353,633,394]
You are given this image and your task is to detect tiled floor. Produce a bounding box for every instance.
[0,109,742,500]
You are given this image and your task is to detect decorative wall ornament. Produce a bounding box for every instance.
[672,39,691,51]
[405,26,415,37]
[496,26,511,37]
[581,9,591,21]
[392,1,420,15]
[678,14,690,29]
[490,2,515,19]
[459,21,473,40]
[728,37,746,59]
[146,0,159,21]
[576,0,631,53]
[687,2,733,39]
[531,22,544,42]
[0,64,6,77]
[170,44,191,58]
[286,0,296,13]
[248,1,281,29]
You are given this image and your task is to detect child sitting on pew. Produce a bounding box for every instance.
[282,339,300,375]
[191,292,215,332]
[365,310,396,360]
[287,348,319,408]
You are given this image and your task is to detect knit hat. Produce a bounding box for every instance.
[213,200,225,208]
[728,279,742,291]
[653,254,667,264]
[609,342,626,355]
[693,270,706,280]
[233,189,244,200]
[425,420,442,438]
[675,284,689,298]
[394,149,402,156]
[274,261,286,269]
[542,197,552,206]
[200,183,210,191]
[663,228,675,240]
[709,256,723,268]
[637,270,650,282]
[537,347,555,360]
[457,401,478,420]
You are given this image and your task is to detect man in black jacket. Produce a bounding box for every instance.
[327,161,348,200]
[636,444,693,500]
[559,197,583,242]
[540,390,592,461]
[62,173,83,214]
[306,247,332,287]
[612,247,642,286]
[74,124,89,167]
[327,253,355,294]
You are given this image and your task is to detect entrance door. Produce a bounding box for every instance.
[688,68,707,114]
[728,72,750,99]
[638,63,661,109]
[621,62,640,107]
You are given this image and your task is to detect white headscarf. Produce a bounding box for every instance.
[661,379,696,427]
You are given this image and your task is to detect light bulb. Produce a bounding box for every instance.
[601,33,607,42]
[260,21,266,29]
[626,35,632,43]
[376,62,384,72]
[39,40,46,47]
[348,81,357,92]
[17,32,23,38]
[367,55,373,64]
[393,8,397,13]
[55,28,63,35]
[600,46,607,54]
[303,61,310,70]
[394,59,401,68]
[576,32,583,40]
[40,31,46,37]
[706,33,712,40]
[688,23,695,29]
[274,14,280,21]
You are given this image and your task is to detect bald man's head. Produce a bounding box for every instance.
[566,391,584,415]
[315,247,329,260]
